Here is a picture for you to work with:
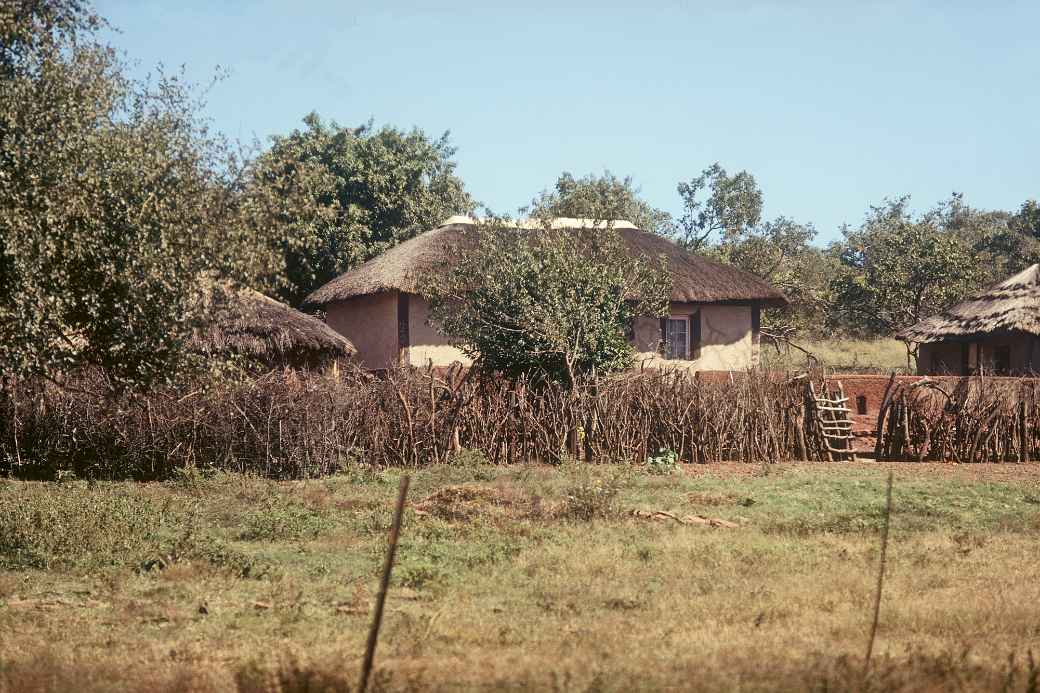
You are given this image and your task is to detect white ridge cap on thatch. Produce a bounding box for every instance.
[302,218,789,309]
[440,215,639,230]
[898,264,1040,343]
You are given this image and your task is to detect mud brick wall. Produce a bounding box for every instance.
[826,374,1039,429]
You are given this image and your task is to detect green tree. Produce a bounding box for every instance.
[828,197,982,343]
[0,0,273,390]
[428,220,670,386]
[248,113,473,306]
[528,171,672,235]
[676,163,763,251]
[715,218,835,336]
[1009,199,1040,238]
[681,163,827,336]
[927,193,1034,289]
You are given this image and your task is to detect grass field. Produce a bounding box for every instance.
[3,461,1040,692]
[761,338,911,373]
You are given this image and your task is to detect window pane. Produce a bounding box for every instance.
[665,318,688,359]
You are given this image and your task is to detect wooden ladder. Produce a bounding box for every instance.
[808,380,857,461]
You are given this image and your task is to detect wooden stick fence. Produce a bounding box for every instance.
[875,377,1040,462]
[1,368,845,478]
[10,368,1037,475]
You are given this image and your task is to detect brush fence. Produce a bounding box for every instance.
[875,376,1040,463]
[10,369,1028,478]
[2,368,834,479]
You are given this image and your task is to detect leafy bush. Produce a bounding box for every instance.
[397,560,441,590]
[450,447,492,468]
[429,220,669,386]
[645,448,680,475]
[446,447,496,481]
[559,467,629,521]
[238,502,333,541]
[138,526,271,579]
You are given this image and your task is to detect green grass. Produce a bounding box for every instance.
[2,463,1040,692]
[762,337,911,373]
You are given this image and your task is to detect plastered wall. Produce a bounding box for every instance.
[324,292,399,370]
[328,292,759,373]
[407,296,472,368]
[632,302,756,371]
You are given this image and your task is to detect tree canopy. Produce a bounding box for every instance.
[1010,199,1040,238]
[247,113,474,306]
[528,172,672,236]
[0,0,274,390]
[428,220,669,386]
[714,218,836,335]
[676,163,763,251]
[827,197,983,340]
[6,1,1038,379]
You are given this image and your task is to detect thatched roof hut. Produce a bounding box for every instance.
[898,265,1040,343]
[302,217,788,309]
[192,286,356,369]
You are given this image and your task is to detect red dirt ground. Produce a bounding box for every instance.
[681,460,1040,483]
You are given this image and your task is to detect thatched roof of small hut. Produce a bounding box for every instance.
[898,264,1040,343]
[191,286,356,368]
[303,217,789,309]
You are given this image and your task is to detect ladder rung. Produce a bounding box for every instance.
[816,396,849,404]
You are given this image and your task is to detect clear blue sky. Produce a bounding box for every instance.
[96,0,1038,244]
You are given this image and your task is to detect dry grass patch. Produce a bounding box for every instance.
[762,337,911,373]
[3,464,1040,691]
[411,483,535,522]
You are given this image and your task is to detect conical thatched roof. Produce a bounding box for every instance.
[898,264,1040,343]
[303,218,788,308]
[191,286,356,368]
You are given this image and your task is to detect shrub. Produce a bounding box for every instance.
[559,467,629,521]
[450,447,492,468]
[139,527,271,579]
[644,448,680,475]
[396,560,441,590]
[428,220,669,386]
[238,502,333,541]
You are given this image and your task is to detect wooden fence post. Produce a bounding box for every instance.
[1019,400,1029,464]
[358,474,410,693]
[864,471,894,674]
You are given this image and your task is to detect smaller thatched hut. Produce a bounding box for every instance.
[191,286,356,370]
[898,264,1040,375]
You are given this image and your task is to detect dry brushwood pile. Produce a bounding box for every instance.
[0,367,830,479]
[876,376,1040,462]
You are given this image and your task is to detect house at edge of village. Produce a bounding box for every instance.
[302,216,789,372]
[898,264,1040,376]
